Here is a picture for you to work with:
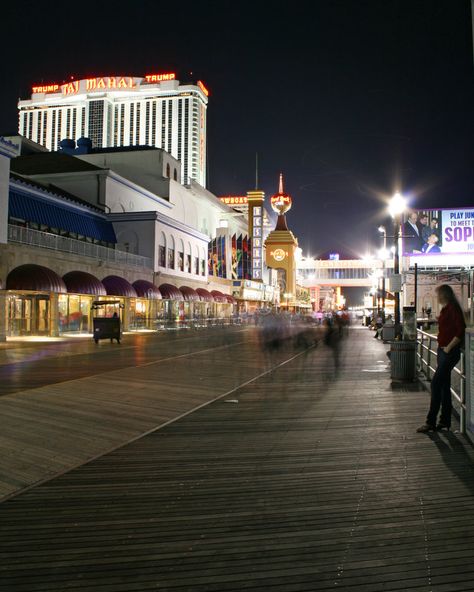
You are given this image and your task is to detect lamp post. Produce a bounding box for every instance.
[388,192,406,337]
[378,226,387,319]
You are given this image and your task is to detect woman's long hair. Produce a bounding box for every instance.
[436,284,463,316]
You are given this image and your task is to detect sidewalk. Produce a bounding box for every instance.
[2,327,474,591]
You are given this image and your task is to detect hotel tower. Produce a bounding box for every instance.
[18,73,209,186]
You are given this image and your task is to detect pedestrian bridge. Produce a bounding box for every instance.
[298,257,394,287]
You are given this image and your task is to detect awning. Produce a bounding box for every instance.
[179,286,200,301]
[102,275,137,298]
[8,190,116,243]
[132,280,162,300]
[159,283,184,301]
[196,288,215,302]
[63,271,107,296]
[225,295,236,304]
[6,264,67,293]
[210,290,228,303]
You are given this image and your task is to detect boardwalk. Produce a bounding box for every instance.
[2,327,474,591]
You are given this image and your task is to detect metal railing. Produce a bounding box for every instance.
[8,224,153,269]
[416,328,466,432]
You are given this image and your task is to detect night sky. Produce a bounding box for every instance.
[2,0,473,257]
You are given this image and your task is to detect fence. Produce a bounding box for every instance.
[416,328,466,432]
[8,224,153,269]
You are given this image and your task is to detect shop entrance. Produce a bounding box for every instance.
[8,294,50,336]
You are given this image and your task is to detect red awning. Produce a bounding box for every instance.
[132,280,162,300]
[6,264,67,293]
[210,290,228,303]
[196,288,215,302]
[159,283,184,301]
[102,275,137,298]
[225,295,236,304]
[63,271,107,296]
[179,286,200,301]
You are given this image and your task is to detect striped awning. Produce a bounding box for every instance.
[63,271,107,296]
[8,190,116,243]
[196,288,215,302]
[159,283,184,301]
[6,264,67,293]
[102,275,137,298]
[132,280,162,300]
[179,286,200,301]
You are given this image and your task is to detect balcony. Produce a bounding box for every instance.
[7,224,153,269]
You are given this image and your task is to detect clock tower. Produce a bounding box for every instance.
[264,174,298,302]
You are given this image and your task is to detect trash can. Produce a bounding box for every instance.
[390,340,417,381]
[382,323,396,342]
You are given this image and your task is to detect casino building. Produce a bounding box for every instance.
[18,73,208,186]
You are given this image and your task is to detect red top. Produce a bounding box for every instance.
[437,302,466,347]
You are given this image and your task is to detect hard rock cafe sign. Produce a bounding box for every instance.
[271,248,288,262]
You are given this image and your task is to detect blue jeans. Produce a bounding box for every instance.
[426,347,460,427]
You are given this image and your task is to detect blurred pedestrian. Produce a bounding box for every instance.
[417,285,466,433]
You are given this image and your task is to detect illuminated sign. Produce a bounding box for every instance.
[271,249,288,262]
[145,72,176,83]
[402,208,474,256]
[197,80,209,96]
[270,193,292,215]
[219,196,248,205]
[32,84,59,94]
[62,77,137,96]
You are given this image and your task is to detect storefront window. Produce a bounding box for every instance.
[58,294,92,333]
[8,294,50,336]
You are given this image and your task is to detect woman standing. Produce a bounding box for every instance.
[417,285,466,433]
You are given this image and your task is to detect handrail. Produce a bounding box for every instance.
[7,224,153,269]
[416,328,466,433]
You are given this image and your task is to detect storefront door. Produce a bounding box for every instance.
[8,294,50,336]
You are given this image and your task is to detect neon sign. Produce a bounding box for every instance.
[145,72,176,83]
[32,84,59,94]
[197,80,209,96]
[220,196,248,205]
[271,249,288,261]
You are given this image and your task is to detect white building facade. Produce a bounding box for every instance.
[18,73,208,186]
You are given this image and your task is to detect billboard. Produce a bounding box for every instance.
[402,208,474,256]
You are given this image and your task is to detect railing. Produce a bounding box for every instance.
[416,328,466,432]
[7,224,153,269]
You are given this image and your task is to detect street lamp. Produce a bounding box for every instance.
[388,192,407,336]
[378,225,387,319]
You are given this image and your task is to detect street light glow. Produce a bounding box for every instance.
[378,225,386,234]
[388,192,407,217]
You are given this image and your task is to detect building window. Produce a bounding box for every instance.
[88,100,105,148]
[173,168,177,181]
[161,102,166,147]
[194,256,199,275]
[167,100,172,153]
[51,110,56,150]
[166,163,170,177]
[72,109,76,140]
[136,102,141,144]
[168,248,175,269]
[186,254,191,273]
[66,109,71,138]
[81,107,86,138]
[201,259,205,276]
[178,251,184,271]
[42,111,48,145]
[159,245,166,268]
[120,104,125,145]
[145,101,150,145]
[129,103,135,144]
[113,106,119,147]
[151,101,157,146]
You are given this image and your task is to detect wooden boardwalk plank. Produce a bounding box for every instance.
[1,327,474,591]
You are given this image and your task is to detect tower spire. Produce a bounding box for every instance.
[255,152,259,190]
[279,172,284,194]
